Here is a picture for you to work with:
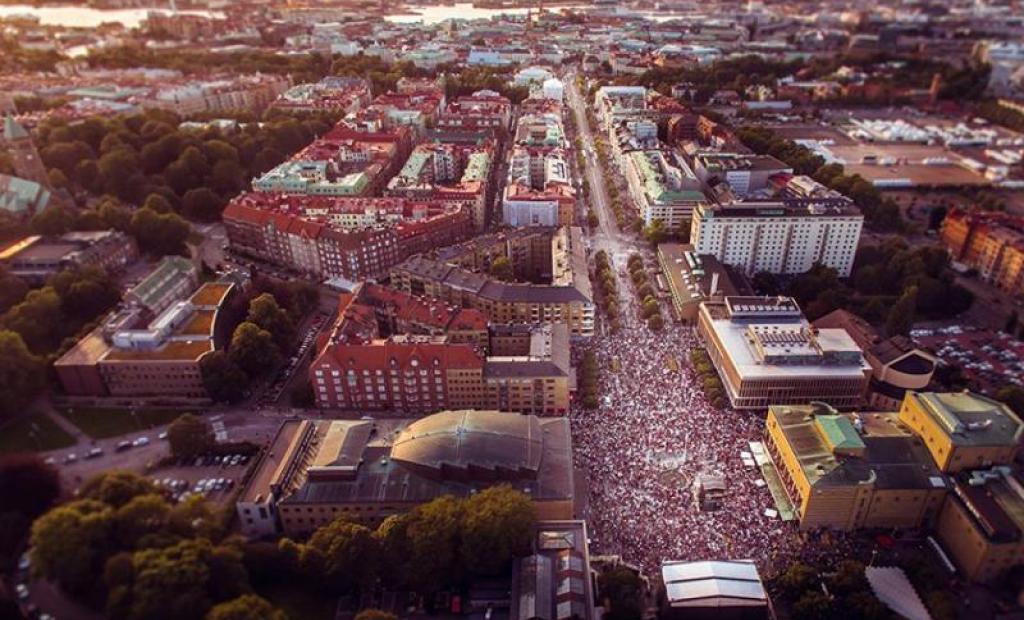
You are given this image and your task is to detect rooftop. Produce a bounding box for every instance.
[661,560,767,609]
[906,391,1024,448]
[272,411,574,507]
[769,405,945,492]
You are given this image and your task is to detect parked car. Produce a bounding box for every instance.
[158,431,168,440]
[63,453,77,465]
[15,584,28,600]
[86,447,104,459]
[132,437,150,447]
[116,441,132,452]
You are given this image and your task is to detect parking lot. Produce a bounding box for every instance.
[149,452,251,505]
[259,311,329,407]
[913,325,1024,392]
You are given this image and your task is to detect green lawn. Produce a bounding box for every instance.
[0,412,77,455]
[260,584,336,620]
[60,407,193,440]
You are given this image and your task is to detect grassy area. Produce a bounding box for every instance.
[60,407,192,440]
[0,412,77,455]
[261,584,336,620]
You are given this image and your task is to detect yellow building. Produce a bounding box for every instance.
[898,391,1023,473]
[936,468,1024,582]
[764,403,947,531]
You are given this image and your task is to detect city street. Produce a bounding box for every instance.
[565,77,861,580]
[566,73,641,317]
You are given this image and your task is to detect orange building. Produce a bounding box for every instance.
[940,209,1024,295]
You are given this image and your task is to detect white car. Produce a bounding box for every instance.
[15,583,28,600]
[18,553,30,571]
[132,437,150,447]
[158,431,168,440]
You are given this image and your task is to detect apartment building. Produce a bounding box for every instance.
[594,85,648,128]
[272,77,372,115]
[940,208,1024,296]
[143,74,291,115]
[624,150,706,228]
[696,296,870,409]
[437,91,513,134]
[390,228,594,338]
[310,286,573,415]
[222,193,472,281]
[503,147,575,227]
[691,201,864,277]
[435,226,570,284]
[385,142,493,231]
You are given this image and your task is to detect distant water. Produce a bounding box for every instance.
[386,2,586,24]
[0,5,221,28]
[385,2,680,24]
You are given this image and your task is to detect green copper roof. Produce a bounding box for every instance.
[3,116,29,141]
[815,414,865,451]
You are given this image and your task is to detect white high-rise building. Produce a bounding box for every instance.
[691,202,864,277]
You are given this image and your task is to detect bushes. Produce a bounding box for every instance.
[594,251,620,326]
[689,349,727,408]
[578,351,601,410]
[626,255,666,331]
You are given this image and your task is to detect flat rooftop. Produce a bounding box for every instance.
[906,391,1023,448]
[770,406,945,491]
[951,471,1024,543]
[703,305,869,380]
[658,243,739,306]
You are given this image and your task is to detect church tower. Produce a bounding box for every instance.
[3,116,50,186]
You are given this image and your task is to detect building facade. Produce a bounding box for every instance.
[691,202,864,277]
[696,296,870,409]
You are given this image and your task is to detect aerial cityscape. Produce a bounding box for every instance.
[2,0,1024,619]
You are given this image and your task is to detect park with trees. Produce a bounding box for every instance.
[201,279,318,404]
[752,238,973,332]
[21,463,539,619]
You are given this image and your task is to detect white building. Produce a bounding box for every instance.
[696,296,870,410]
[691,202,864,277]
[624,150,706,229]
[541,78,564,102]
[514,66,554,86]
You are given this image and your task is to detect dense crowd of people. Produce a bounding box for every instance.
[569,309,857,578]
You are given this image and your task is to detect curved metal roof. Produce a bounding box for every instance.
[391,410,543,477]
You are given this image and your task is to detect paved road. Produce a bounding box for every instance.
[566,72,641,317]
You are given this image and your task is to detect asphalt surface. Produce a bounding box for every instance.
[566,72,642,320]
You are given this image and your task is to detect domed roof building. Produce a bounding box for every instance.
[391,409,544,481]
[238,410,575,538]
